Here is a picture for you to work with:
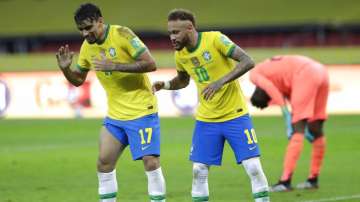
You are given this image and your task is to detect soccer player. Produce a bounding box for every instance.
[153,9,270,202]
[249,55,328,192]
[56,3,166,202]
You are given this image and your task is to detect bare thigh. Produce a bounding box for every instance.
[97,126,127,172]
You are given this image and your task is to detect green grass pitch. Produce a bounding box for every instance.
[0,115,359,202]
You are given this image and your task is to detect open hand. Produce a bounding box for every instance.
[92,51,115,71]
[152,81,165,93]
[202,81,222,100]
[56,44,74,70]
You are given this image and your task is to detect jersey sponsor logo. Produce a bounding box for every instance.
[141,145,151,151]
[109,47,116,57]
[190,57,200,67]
[220,35,232,46]
[202,51,212,61]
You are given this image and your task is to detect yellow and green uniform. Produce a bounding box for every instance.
[175,31,248,122]
[77,24,157,120]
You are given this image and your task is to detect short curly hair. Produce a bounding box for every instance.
[74,3,102,24]
[168,8,196,27]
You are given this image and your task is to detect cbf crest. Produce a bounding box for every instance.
[190,57,200,67]
[109,47,116,57]
[202,51,212,61]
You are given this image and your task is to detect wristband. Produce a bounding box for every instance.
[163,81,171,90]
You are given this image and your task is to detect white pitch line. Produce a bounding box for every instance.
[300,194,360,202]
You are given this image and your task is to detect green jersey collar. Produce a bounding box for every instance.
[186,32,202,53]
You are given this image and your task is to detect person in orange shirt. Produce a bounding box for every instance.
[249,55,329,192]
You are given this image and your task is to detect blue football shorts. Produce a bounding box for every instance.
[103,113,161,160]
[190,114,260,165]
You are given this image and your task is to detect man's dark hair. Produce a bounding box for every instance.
[74,3,102,24]
[250,87,271,109]
[168,9,196,27]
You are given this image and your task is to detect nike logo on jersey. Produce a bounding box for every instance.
[249,146,257,151]
[141,145,151,151]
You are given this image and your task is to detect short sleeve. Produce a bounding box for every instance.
[115,26,147,60]
[76,42,91,72]
[213,32,236,57]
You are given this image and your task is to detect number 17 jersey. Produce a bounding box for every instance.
[174,31,248,122]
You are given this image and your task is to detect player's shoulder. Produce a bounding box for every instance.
[113,25,137,40]
[201,31,222,39]
[202,31,227,47]
[205,31,222,35]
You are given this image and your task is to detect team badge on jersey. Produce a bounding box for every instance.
[109,47,116,57]
[202,51,212,61]
[191,57,200,66]
[220,35,232,46]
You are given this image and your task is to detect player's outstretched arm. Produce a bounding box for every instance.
[152,70,190,92]
[92,50,156,73]
[202,46,254,100]
[56,45,87,87]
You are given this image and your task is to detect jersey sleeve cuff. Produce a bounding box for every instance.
[132,47,147,60]
[226,44,236,57]
[76,64,90,72]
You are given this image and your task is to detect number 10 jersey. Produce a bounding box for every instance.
[174,31,248,122]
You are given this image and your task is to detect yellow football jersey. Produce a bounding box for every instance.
[77,24,157,120]
[175,31,248,122]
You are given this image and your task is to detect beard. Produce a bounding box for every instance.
[173,35,190,51]
[85,35,97,44]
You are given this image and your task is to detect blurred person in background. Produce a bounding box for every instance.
[153,9,270,202]
[67,80,91,118]
[250,55,328,192]
[56,3,166,202]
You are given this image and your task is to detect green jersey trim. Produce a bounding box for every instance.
[96,24,110,45]
[187,32,202,53]
[226,44,236,57]
[76,64,89,72]
[133,47,147,59]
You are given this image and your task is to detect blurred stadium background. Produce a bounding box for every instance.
[0,0,359,201]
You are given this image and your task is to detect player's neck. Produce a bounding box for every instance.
[186,31,199,52]
[97,24,108,44]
